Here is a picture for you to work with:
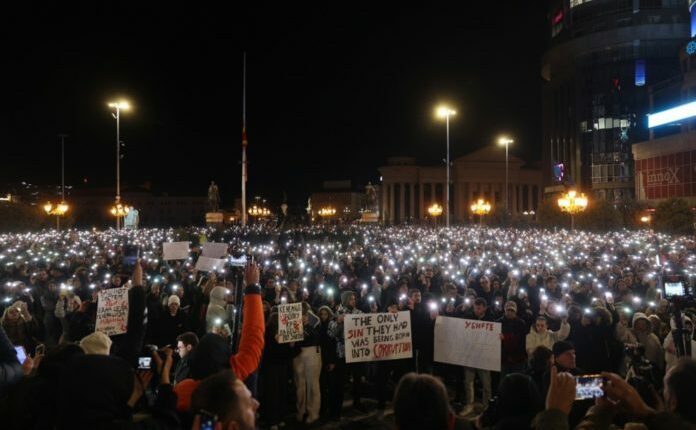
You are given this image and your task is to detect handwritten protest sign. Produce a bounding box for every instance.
[434,316,501,371]
[201,242,229,258]
[95,287,129,336]
[277,303,304,343]
[344,311,412,363]
[162,241,190,260]
[195,256,226,272]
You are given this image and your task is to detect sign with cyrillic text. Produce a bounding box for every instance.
[195,256,226,272]
[434,316,501,371]
[95,287,129,336]
[278,303,304,344]
[344,311,412,363]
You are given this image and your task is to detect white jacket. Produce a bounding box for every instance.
[525,321,570,355]
[664,315,696,370]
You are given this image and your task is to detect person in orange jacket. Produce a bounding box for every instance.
[174,262,265,412]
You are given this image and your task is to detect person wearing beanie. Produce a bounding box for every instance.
[80,332,113,355]
[152,293,189,349]
[498,300,528,377]
[631,312,664,370]
[174,262,265,413]
[541,340,581,400]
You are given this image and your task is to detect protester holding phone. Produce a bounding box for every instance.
[1,301,38,354]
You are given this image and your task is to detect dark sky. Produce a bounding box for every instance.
[1,3,548,207]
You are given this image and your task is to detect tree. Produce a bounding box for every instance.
[653,198,694,235]
[536,198,570,229]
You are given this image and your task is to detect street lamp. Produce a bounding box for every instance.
[318,206,337,217]
[640,215,652,229]
[44,201,69,230]
[427,203,443,224]
[498,136,514,214]
[108,100,130,229]
[470,198,492,227]
[110,203,130,225]
[436,105,456,227]
[557,190,588,230]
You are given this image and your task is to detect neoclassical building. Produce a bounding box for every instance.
[378,147,543,223]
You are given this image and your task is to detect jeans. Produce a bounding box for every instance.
[465,367,491,407]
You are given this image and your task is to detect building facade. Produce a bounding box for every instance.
[309,181,366,222]
[541,0,690,202]
[378,148,542,224]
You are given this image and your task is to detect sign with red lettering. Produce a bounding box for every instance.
[95,287,129,337]
[277,303,304,344]
[434,316,501,371]
[344,311,412,363]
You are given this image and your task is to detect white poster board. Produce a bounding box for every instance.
[201,242,229,258]
[95,287,129,336]
[195,256,227,272]
[434,316,501,371]
[162,241,190,260]
[344,311,412,363]
[277,303,304,343]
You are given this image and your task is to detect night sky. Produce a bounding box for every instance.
[2,3,548,208]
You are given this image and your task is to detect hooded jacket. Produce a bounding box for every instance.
[631,312,665,369]
[205,286,234,333]
[663,315,696,370]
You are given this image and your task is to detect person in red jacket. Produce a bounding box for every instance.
[174,262,265,412]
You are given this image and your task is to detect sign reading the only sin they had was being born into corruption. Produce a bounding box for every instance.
[344,311,412,363]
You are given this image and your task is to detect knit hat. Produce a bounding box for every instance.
[552,340,575,357]
[504,301,517,312]
[167,295,181,306]
[80,332,113,355]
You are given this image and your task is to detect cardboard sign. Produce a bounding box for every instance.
[162,241,190,260]
[95,287,129,337]
[195,256,226,272]
[434,316,501,371]
[201,242,229,258]
[344,311,412,363]
[277,303,304,344]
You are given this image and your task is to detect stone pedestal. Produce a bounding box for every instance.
[360,212,380,223]
[205,212,224,227]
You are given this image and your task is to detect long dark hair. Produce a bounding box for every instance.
[393,373,450,430]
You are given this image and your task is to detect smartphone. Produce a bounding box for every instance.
[138,356,152,370]
[664,282,686,298]
[198,410,217,430]
[14,346,27,365]
[229,255,247,268]
[575,374,605,400]
[123,245,141,270]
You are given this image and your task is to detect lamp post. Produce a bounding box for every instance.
[44,134,70,230]
[470,198,492,227]
[318,206,337,223]
[498,136,514,214]
[640,215,652,229]
[436,105,456,227]
[557,190,588,230]
[108,100,130,229]
[427,203,443,225]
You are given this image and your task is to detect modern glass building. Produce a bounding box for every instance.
[541,0,690,202]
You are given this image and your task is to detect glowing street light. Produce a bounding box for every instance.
[427,203,443,224]
[436,104,456,227]
[110,202,130,221]
[470,198,491,226]
[318,206,337,217]
[44,201,69,230]
[498,136,514,213]
[108,100,130,229]
[557,190,588,230]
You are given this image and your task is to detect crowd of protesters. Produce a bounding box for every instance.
[0,224,694,429]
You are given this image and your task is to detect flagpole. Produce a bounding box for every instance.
[241,52,248,227]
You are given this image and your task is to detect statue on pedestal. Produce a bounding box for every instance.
[365,182,378,213]
[208,181,220,213]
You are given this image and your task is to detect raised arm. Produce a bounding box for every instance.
[229,262,265,381]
